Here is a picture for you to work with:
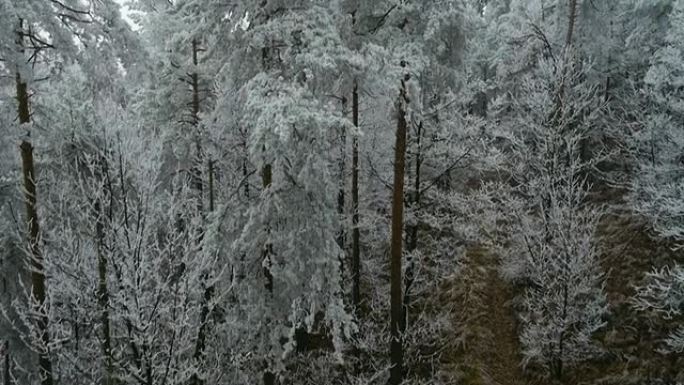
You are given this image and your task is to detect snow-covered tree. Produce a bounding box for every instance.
[629,2,684,382]
[0,2,137,384]
[2,1,684,385]
[491,64,609,378]
[485,1,610,379]
[207,1,357,383]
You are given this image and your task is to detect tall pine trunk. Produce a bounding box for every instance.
[351,81,361,316]
[402,121,422,334]
[337,97,347,250]
[389,71,410,385]
[259,4,276,380]
[190,39,216,385]
[16,19,53,385]
[18,78,53,385]
[262,153,274,385]
[191,39,204,213]
[192,160,215,385]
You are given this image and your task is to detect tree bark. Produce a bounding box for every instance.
[190,40,216,385]
[351,81,361,317]
[19,98,53,385]
[191,38,204,215]
[16,19,53,385]
[337,97,347,250]
[262,156,274,385]
[193,162,215,365]
[565,0,578,48]
[259,6,275,383]
[261,162,274,294]
[389,73,409,385]
[3,341,10,385]
[552,0,579,123]
[554,283,569,382]
[402,121,422,334]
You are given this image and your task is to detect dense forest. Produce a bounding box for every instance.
[0,0,682,384]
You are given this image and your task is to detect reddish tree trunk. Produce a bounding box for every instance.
[389,74,409,385]
[402,121,422,334]
[19,102,53,385]
[16,19,53,385]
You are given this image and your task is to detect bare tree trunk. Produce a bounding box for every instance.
[263,372,276,385]
[337,97,347,250]
[402,121,422,334]
[351,81,361,316]
[389,72,410,385]
[242,156,250,199]
[554,283,569,382]
[16,19,53,385]
[19,98,53,385]
[238,149,249,283]
[261,162,274,294]
[208,160,215,213]
[191,39,204,214]
[565,0,578,48]
[191,162,215,385]
[3,341,10,385]
[112,145,144,376]
[552,0,579,123]
[261,160,274,385]
[259,5,276,382]
[258,10,275,295]
[190,40,217,385]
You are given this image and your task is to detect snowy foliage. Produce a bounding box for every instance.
[1,1,684,385]
[486,7,610,376]
[634,265,684,354]
[629,2,684,377]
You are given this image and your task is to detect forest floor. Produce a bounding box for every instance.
[449,245,527,385]
[575,211,683,385]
